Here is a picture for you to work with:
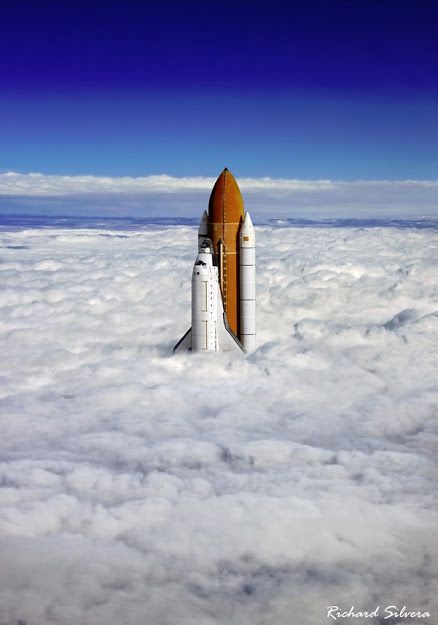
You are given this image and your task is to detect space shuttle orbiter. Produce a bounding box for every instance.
[174,168,256,353]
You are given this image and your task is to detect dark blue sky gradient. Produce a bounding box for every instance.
[1,0,437,177]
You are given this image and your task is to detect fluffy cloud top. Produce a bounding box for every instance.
[0,223,437,625]
[1,172,437,218]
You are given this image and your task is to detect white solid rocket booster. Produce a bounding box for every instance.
[239,211,256,351]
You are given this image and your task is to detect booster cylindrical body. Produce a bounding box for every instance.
[191,245,218,352]
[239,212,256,351]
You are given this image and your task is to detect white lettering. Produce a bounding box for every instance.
[327,606,340,620]
[384,606,431,619]
[327,604,430,621]
[326,606,380,619]
[385,606,397,619]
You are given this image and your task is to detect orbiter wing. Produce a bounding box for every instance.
[173,284,243,353]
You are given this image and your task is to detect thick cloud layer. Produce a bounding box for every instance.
[0,224,437,625]
[1,172,438,218]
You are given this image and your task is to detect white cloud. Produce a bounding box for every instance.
[0,171,437,195]
[0,171,437,218]
[0,171,219,194]
[0,224,437,625]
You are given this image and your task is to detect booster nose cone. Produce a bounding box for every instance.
[198,210,209,236]
[208,168,244,224]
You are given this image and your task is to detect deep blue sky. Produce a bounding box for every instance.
[1,0,438,178]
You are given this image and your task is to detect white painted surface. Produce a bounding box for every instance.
[239,211,256,351]
[191,241,218,351]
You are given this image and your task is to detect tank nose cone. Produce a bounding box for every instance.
[208,168,244,223]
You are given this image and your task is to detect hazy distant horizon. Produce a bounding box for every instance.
[1,171,437,219]
[1,214,438,232]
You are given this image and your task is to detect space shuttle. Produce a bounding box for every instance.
[174,168,256,353]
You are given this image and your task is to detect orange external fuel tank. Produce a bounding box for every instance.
[207,168,245,337]
[173,166,256,355]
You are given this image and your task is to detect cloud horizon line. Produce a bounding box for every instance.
[1,171,438,196]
